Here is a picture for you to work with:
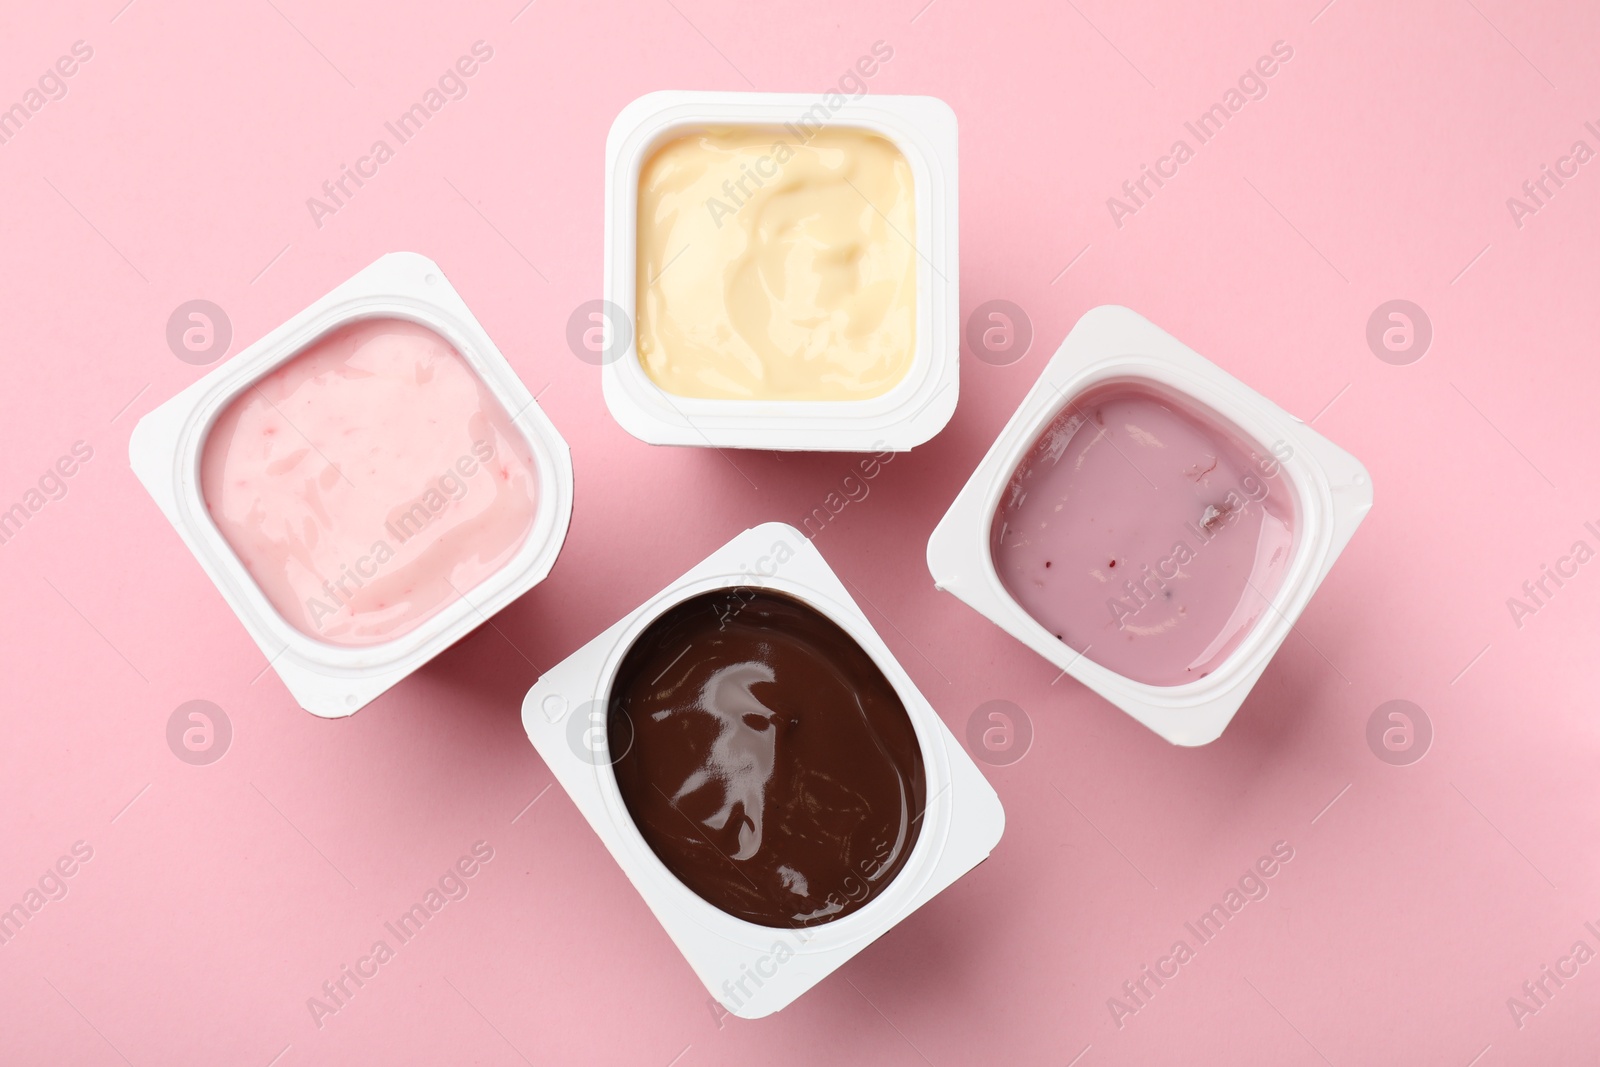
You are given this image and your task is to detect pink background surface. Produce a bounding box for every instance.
[2,0,1596,1064]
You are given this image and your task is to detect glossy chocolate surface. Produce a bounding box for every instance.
[607,589,926,928]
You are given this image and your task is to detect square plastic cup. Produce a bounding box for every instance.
[523,523,1003,1016]
[600,91,959,452]
[927,306,1373,745]
[130,252,574,717]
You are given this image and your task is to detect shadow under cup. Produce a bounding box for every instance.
[604,588,926,928]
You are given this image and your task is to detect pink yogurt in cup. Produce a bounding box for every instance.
[200,317,540,647]
[990,382,1296,687]
[928,305,1372,745]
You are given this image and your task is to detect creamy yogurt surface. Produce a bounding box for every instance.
[200,317,539,646]
[635,125,918,402]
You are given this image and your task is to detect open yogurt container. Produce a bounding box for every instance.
[522,523,1003,1017]
[928,306,1373,746]
[130,252,574,717]
[601,90,959,451]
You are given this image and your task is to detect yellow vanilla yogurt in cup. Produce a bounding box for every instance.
[636,126,917,402]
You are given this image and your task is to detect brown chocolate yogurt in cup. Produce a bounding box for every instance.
[606,589,926,928]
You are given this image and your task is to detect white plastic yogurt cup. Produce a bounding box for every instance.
[130,252,574,717]
[522,523,1004,1017]
[601,90,960,452]
[927,306,1373,746]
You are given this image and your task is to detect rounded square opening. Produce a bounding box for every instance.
[634,125,918,404]
[988,377,1301,688]
[199,315,541,648]
[602,586,927,928]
